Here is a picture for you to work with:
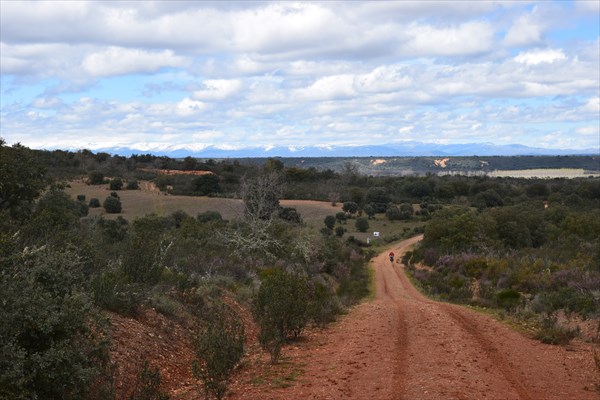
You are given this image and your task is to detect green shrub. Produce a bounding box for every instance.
[149,293,181,318]
[89,198,101,208]
[197,211,223,223]
[335,211,347,223]
[355,217,369,232]
[91,269,143,316]
[324,215,336,229]
[342,201,359,215]
[335,226,345,237]
[252,268,309,363]
[278,207,302,224]
[103,196,122,213]
[109,177,123,191]
[129,360,169,400]
[308,279,343,326]
[496,289,521,311]
[88,171,104,185]
[534,314,578,345]
[193,304,245,400]
[0,247,108,400]
[77,194,86,201]
[126,179,140,190]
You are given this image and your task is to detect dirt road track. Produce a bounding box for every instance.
[228,236,598,400]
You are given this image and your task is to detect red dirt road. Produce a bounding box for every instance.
[228,236,598,400]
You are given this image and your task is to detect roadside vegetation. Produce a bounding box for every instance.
[1,141,598,398]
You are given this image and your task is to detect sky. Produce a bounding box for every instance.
[1,0,599,153]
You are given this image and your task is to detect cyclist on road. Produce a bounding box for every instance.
[389,251,395,263]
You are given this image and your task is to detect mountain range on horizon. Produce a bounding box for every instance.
[91,141,599,158]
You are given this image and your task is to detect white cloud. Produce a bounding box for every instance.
[174,98,208,116]
[582,97,600,113]
[193,79,243,101]
[82,47,187,77]
[503,11,544,47]
[295,74,356,101]
[514,49,566,65]
[576,126,600,136]
[575,0,600,14]
[404,21,494,56]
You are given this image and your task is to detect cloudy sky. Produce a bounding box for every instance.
[1,1,599,153]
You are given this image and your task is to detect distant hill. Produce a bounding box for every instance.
[96,141,598,158]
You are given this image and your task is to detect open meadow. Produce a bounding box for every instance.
[65,180,419,243]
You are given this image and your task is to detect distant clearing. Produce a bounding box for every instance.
[65,180,342,221]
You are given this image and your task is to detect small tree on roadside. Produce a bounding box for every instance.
[252,268,309,363]
[193,304,245,400]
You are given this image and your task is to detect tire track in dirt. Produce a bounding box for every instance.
[441,304,533,400]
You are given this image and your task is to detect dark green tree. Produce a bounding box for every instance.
[342,201,359,215]
[0,141,47,218]
[355,217,369,232]
[0,246,108,400]
[324,215,336,230]
[109,177,123,191]
[103,196,122,213]
[88,171,105,185]
[194,174,220,196]
[252,269,309,363]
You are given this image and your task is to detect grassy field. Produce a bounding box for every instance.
[65,180,420,241]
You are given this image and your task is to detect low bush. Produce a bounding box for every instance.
[128,359,169,400]
[193,304,245,400]
[126,179,140,190]
[109,178,123,191]
[496,289,521,311]
[355,217,369,232]
[253,268,309,363]
[534,314,578,345]
[103,196,122,213]
[89,198,101,208]
[91,269,143,316]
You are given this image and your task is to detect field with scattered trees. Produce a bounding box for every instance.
[1,141,598,399]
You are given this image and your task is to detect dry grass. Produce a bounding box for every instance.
[66,180,245,220]
[65,180,419,240]
[66,180,343,223]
